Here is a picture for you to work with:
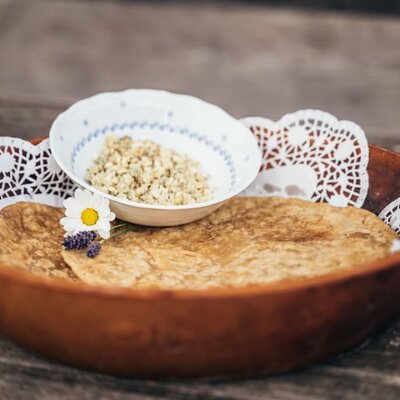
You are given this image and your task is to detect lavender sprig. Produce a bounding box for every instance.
[86,241,101,258]
[62,223,134,259]
[63,231,97,250]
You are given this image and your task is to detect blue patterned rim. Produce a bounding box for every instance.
[70,120,236,189]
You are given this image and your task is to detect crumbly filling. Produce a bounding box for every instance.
[86,135,212,205]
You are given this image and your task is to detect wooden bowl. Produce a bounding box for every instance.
[0,139,399,378]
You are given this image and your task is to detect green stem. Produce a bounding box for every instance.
[99,222,134,244]
[111,223,128,230]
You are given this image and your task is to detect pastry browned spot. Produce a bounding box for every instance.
[0,202,78,281]
[62,197,397,289]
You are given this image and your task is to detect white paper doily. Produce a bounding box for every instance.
[379,198,400,235]
[0,124,397,251]
[0,137,76,210]
[241,110,369,208]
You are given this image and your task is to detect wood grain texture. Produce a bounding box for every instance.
[0,95,399,151]
[365,146,400,213]
[0,322,399,400]
[0,0,400,138]
[0,95,66,140]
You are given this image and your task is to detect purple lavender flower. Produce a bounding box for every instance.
[63,235,78,250]
[76,230,97,244]
[63,231,97,250]
[86,241,101,258]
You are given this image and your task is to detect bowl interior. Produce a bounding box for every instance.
[49,90,261,207]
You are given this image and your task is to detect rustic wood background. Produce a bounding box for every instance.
[0,0,399,399]
[0,0,399,146]
[0,320,399,399]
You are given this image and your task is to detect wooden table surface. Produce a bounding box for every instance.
[0,1,399,398]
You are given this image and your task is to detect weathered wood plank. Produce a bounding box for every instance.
[0,95,398,152]
[0,0,400,136]
[0,321,399,399]
[0,95,67,140]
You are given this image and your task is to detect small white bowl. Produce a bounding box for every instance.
[49,90,261,226]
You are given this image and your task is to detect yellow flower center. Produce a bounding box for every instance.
[81,208,99,226]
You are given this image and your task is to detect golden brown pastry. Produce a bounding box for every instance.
[0,202,78,281]
[62,197,397,289]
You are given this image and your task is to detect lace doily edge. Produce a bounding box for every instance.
[0,194,65,210]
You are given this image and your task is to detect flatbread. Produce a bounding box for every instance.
[62,197,397,289]
[0,202,78,281]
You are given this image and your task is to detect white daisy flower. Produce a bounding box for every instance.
[60,188,116,239]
